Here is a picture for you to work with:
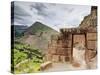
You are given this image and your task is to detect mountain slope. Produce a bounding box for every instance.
[12,25,28,37]
[19,22,59,53]
[24,22,57,35]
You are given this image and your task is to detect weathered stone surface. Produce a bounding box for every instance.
[87,41,97,49]
[57,44,62,48]
[48,47,57,54]
[46,6,97,63]
[73,35,85,46]
[68,34,72,40]
[67,40,72,47]
[52,55,59,62]
[65,49,72,56]
[87,33,97,40]
[56,48,65,55]
[65,56,70,62]
[60,56,66,62]
[46,54,52,61]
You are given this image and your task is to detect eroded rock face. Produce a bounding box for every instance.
[79,6,97,31]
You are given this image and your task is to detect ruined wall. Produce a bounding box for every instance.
[46,33,72,62]
[46,6,97,63]
[80,6,97,58]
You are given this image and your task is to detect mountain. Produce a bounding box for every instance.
[24,22,57,35]
[19,22,59,53]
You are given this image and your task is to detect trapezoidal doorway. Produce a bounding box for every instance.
[72,34,86,59]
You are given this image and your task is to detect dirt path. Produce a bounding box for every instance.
[42,62,86,72]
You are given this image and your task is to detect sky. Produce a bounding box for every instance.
[11,1,91,31]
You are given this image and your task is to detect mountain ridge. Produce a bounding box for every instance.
[18,21,59,53]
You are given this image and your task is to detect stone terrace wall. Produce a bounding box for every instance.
[46,33,72,62]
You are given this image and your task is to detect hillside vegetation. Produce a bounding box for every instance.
[12,22,59,73]
[11,41,44,73]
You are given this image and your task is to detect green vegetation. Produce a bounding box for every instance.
[11,22,58,73]
[15,30,23,37]
[11,41,44,73]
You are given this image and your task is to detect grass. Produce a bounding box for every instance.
[15,59,41,74]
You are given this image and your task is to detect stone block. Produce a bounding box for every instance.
[87,33,97,40]
[52,55,59,62]
[60,56,66,62]
[65,56,70,61]
[68,40,72,47]
[68,34,72,40]
[46,54,52,61]
[87,41,97,49]
[56,48,64,55]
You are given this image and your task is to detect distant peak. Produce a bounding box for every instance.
[31,21,47,27]
[34,21,43,24]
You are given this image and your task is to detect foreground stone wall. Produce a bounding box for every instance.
[46,34,72,62]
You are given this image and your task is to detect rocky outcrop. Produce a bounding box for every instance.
[79,6,97,32]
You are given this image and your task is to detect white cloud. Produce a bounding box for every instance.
[12,1,91,31]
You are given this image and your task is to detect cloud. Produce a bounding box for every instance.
[30,3,48,16]
[12,1,91,31]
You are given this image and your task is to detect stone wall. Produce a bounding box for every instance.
[46,34,72,62]
[46,6,97,63]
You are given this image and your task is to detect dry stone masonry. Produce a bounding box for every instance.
[46,6,97,63]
